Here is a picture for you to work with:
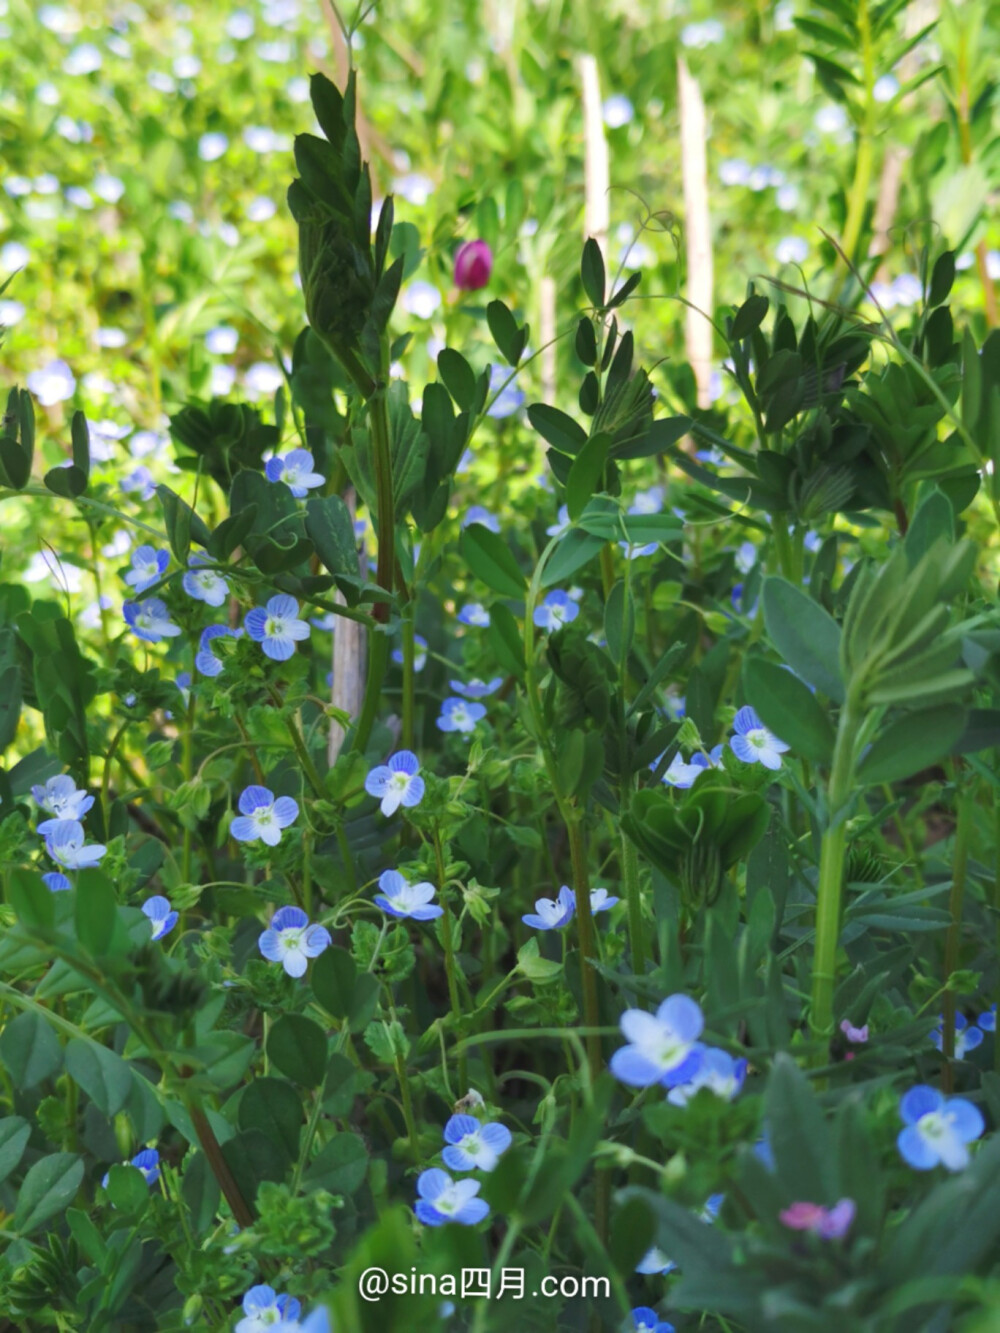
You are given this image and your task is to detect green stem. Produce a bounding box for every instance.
[810,694,862,1045]
[622,812,645,976]
[942,779,974,1093]
[840,0,875,263]
[401,587,416,751]
[394,1051,420,1156]
[434,826,468,1089]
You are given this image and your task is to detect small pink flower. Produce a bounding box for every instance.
[454,239,492,291]
[780,1198,855,1240]
[840,1019,869,1044]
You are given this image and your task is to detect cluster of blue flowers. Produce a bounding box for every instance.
[32,774,179,940]
[236,1286,330,1333]
[521,885,619,931]
[610,994,745,1106]
[658,706,790,787]
[414,1109,512,1227]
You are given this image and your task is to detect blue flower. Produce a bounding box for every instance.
[547,505,571,538]
[631,1309,675,1333]
[730,583,759,615]
[897,1085,984,1171]
[231,786,299,846]
[442,1115,512,1172]
[414,1168,489,1227]
[930,1013,983,1059]
[43,872,72,892]
[32,774,93,821]
[590,888,620,913]
[259,906,331,978]
[182,552,229,606]
[457,602,490,627]
[392,634,427,670]
[236,1285,301,1333]
[364,751,424,817]
[449,677,502,699]
[462,506,501,533]
[374,869,443,920]
[437,697,486,734]
[123,597,182,643]
[123,544,169,592]
[120,466,157,501]
[265,448,325,498]
[629,487,665,516]
[610,995,705,1089]
[635,1248,676,1276]
[602,94,634,128]
[979,1005,997,1032]
[522,885,576,930]
[142,895,178,941]
[533,590,578,631]
[657,753,704,789]
[486,364,524,419]
[729,705,789,770]
[667,1047,747,1106]
[619,540,658,560]
[244,595,311,661]
[195,624,242,677]
[103,1147,160,1190]
[43,819,106,869]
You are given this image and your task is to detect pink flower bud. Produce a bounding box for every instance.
[454,240,492,291]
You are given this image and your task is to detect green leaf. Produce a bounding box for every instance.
[764,1053,833,1202]
[304,1131,368,1194]
[0,1010,62,1087]
[604,579,635,667]
[516,939,563,983]
[730,294,769,341]
[581,237,606,308]
[238,1077,304,1162]
[14,1154,84,1235]
[266,1014,328,1088]
[311,947,380,1031]
[487,603,525,678]
[65,1039,132,1117]
[9,868,55,932]
[156,484,211,563]
[905,488,954,567]
[438,348,477,411]
[742,657,834,764]
[574,316,598,366]
[459,523,526,598]
[105,1163,151,1215]
[856,705,967,784]
[542,527,606,586]
[305,494,358,577]
[566,431,610,520]
[612,414,692,460]
[527,403,587,456]
[762,576,844,702]
[928,250,956,306]
[75,868,118,956]
[221,1129,289,1203]
[487,300,526,366]
[0,1117,30,1184]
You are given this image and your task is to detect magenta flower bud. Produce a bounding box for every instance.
[454,240,492,291]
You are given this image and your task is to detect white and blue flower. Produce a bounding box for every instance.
[533,590,578,632]
[244,595,311,661]
[258,906,331,978]
[364,751,424,817]
[437,697,486,734]
[610,994,705,1089]
[123,598,182,644]
[414,1168,489,1227]
[43,819,106,869]
[729,705,789,771]
[236,1285,301,1333]
[123,545,169,593]
[32,774,94,821]
[449,677,502,699]
[441,1114,512,1172]
[897,1085,984,1171]
[182,553,229,607]
[373,870,443,921]
[522,885,575,931]
[265,448,325,498]
[667,1047,747,1106]
[230,786,299,846]
[195,624,242,677]
[142,895,178,941]
[457,602,490,628]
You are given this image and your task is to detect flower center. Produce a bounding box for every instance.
[265,616,286,636]
[918,1110,947,1141]
[390,772,410,791]
[749,729,768,749]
